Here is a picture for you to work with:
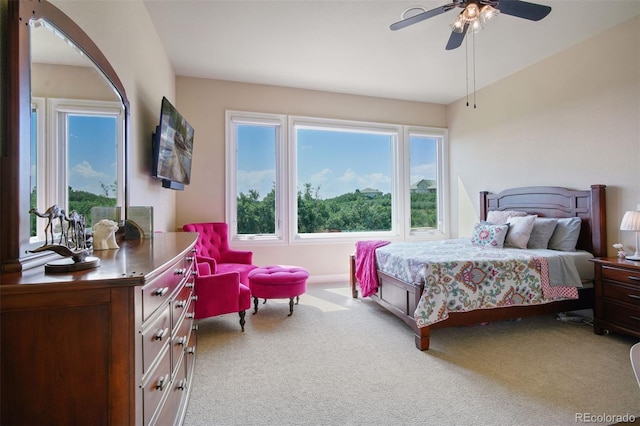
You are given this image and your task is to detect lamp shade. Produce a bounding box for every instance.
[620,211,640,231]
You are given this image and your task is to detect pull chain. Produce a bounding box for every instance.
[465,31,469,107]
[473,30,477,108]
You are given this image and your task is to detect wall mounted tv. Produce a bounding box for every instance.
[152,97,194,190]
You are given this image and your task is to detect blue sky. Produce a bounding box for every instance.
[67,115,118,196]
[237,125,437,200]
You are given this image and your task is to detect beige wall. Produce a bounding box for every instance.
[175,79,446,280]
[447,16,640,256]
[52,0,178,231]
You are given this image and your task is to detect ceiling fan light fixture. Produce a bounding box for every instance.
[450,13,466,33]
[461,3,480,22]
[479,5,499,24]
[470,18,484,33]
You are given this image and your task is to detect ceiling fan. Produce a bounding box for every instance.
[390,0,552,50]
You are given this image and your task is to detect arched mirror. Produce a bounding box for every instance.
[1,0,129,272]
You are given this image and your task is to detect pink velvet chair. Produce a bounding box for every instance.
[182,222,257,285]
[194,261,251,331]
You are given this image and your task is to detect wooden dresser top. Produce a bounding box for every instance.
[0,232,198,293]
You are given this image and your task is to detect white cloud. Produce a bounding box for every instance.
[238,169,275,198]
[309,168,332,184]
[71,161,108,179]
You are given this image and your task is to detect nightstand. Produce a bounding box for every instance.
[591,257,640,338]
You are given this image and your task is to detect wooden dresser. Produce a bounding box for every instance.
[591,257,640,338]
[0,232,198,425]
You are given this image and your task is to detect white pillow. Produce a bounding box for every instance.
[486,210,529,225]
[505,215,537,249]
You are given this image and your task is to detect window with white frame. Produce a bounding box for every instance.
[29,98,124,240]
[225,111,448,244]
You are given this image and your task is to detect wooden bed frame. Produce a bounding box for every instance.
[350,185,607,350]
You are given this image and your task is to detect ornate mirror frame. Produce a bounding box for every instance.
[1,0,130,272]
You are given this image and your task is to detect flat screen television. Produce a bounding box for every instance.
[152,97,194,190]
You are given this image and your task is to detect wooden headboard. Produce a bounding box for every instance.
[479,185,607,257]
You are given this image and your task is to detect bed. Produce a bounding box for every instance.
[350,185,607,350]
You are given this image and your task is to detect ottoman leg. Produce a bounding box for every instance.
[296,296,300,305]
[288,298,294,316]
[239,310,246,332]
[253,297,259,315]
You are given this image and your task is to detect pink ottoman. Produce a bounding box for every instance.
[248,265,309,316]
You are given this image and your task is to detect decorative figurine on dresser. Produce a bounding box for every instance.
[29,205,100,272]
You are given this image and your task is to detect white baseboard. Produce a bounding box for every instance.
[306,273,349,284]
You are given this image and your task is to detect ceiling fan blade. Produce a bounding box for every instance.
[390,4,455,31]
[445,24,468,50]
[497,0,552,21]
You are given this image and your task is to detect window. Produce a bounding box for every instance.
[226,112,286,241]
[29,98,124,238]
[226,111,447,244]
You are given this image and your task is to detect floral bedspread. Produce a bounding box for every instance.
[374,239,579,328]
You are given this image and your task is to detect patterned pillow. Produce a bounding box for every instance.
[471,223,509,248]
[485,210,529,225]
[505,215,538,249]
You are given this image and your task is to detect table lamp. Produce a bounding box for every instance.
[620,210,640,261]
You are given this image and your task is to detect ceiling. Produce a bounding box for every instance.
[48,1,640,105]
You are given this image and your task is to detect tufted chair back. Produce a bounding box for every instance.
[182,222,257,284]
[183,222,230,262]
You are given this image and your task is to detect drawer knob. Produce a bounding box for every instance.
[186,256,194,262]
[174,268,186,276]
[154,328,169,341]
[176,336,187,346]
[186,313,194,319]
[156,374,169,391]
[186,281,195,289]
[192,324,199,332]
[175,300,186,309]
[187,346,196,355]
[177,379,187,391]
[153,287,169,297]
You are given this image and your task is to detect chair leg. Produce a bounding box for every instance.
[239,310,246,331]
[252,297,259,315]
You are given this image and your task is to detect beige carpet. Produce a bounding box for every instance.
[184,282,640,426]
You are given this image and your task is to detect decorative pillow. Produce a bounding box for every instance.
[485,210,529,225]
[548,217,582,252]
[471,223,509,248]
[505,215,537,249]
[527,218,558,249]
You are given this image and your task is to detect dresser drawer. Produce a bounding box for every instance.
[155,351,189,426]
[172,298,194,370]
[172,281,194,328]
[142,345,172,426]
[602,280,640,305]
[601,300,640,331]
[142,264,189,321]
[141,305,171,375]
[601,265,640,286]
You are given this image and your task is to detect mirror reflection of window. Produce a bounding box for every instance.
[30,98,46,241]
[29,21,125,243]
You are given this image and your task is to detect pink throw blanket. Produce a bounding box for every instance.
[355,240,390,298]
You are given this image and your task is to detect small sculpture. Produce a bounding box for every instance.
[29,205,67,245]
[92,219,120,250]
[29,205,98,272]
